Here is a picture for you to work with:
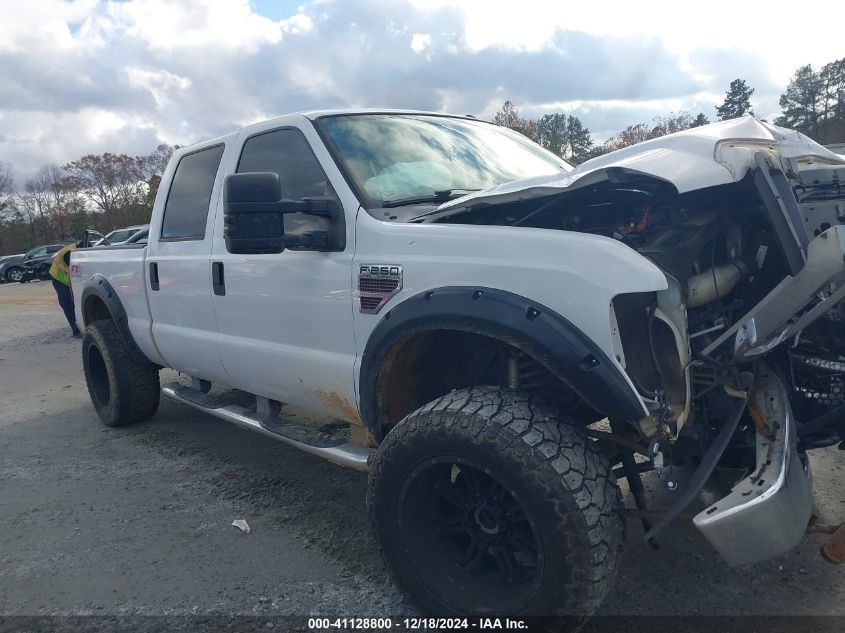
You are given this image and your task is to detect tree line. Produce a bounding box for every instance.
[0,145,176,256]
[494,55,845,164]
[1,56,842,256]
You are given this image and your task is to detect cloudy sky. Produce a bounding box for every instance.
[1,0,843,183]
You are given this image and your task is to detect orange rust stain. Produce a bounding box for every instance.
[748,398,773,437]
[313,389,362,424]
[821,523,845,564]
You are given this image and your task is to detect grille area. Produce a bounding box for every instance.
[359,277,399,294]
[360,295,384,312]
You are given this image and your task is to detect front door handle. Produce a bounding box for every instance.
[149,262,159,291]
[212,262,225,296]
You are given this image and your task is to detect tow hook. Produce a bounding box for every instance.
[808,520,845,564]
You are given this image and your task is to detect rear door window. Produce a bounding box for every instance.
[161,144,225,240]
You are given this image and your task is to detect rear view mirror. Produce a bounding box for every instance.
[223,172,285,254]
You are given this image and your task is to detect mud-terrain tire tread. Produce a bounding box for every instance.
[82,320,160,426]
[367,386,625,617]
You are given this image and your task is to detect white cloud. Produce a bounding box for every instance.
[410,33,431,54]
[0,0,841,185]
[126,68,192,107]
[103,0,312,53]
[408,0,844,80]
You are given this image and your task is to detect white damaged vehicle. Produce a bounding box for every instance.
[70,111,845,617]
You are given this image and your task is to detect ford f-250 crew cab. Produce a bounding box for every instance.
[71,110,845,617]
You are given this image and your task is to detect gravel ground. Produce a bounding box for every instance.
[1,281,843,622]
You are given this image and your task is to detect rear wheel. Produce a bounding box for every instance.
[5,266,23,283]
[82,320,160,426]
[367,387,625,617]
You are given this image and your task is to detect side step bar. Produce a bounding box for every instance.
[161,382,372,471]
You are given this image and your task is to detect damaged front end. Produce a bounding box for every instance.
[693,366,813,566]
[431,117,845,565]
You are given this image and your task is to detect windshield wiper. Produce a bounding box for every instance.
[381,188,481,208]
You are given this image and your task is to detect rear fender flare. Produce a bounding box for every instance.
[81,275,152,365]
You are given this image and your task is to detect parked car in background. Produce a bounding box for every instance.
[17,243,71,283]
[125,228,148,244]
[99,225,149,246]
[0,254,25,282]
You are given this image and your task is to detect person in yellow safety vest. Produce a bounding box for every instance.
[49,243,81,338]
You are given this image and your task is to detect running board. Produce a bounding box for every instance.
[161,382,372,471]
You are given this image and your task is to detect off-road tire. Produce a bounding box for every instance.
[82,320,160,426]
[367,386,625,617]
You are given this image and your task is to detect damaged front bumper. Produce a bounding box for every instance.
[693,368,814,566]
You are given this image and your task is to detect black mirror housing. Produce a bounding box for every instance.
[224,172,285,254]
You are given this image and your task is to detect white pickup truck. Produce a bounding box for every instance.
[71,110,845,617]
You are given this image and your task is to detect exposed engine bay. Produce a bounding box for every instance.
[429,160,845,464]
[409,119,845,563]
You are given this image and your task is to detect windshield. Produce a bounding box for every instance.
[316,114,569,209]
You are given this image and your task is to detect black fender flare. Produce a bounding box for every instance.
[359,286,646,439]
[80,275,153,365]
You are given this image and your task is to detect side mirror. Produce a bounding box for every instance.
[223,172,286,254]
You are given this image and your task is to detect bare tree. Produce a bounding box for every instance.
[609,122,653,149]
[137,143,177,180]
[137,143,178,203]
[15,165,83,242]
[648,111,694,138]
[0,161,14,218]
[62,153,146,220]
[492,101,538,141]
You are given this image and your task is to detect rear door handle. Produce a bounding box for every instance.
[149,262,159,291]
[212,261,225,296]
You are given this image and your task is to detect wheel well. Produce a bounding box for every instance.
[373,330,591,437]
[83,295,113,326]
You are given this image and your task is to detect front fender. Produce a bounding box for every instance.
[359,286,649,439]
[353,212,669,422]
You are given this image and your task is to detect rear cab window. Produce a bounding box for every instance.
[161,144,225,240]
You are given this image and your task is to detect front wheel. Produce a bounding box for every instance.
[367,387,625,617]
[82,320,160,426]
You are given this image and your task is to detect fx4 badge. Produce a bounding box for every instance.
[358,264,403,314]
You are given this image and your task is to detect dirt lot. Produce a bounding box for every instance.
[1,281,844,620]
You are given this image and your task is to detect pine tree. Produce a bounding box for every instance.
[534,113,567,157]
[564,116,593,164]
[691,113,710,127]
[716,79,755,120]
[775,65,824,137]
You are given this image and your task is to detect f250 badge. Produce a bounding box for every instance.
[358,264,403,314]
